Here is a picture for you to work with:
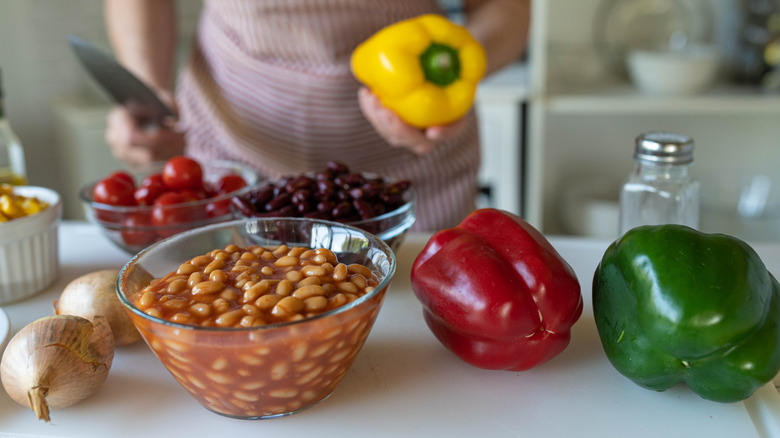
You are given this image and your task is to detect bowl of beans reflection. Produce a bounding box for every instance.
[117,217,396,419]
[230,162,416,252]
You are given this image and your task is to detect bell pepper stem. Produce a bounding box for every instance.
[419,43,461,87]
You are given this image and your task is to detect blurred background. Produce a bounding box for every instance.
[1,0,779,242]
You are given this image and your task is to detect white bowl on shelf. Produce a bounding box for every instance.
[0,186,62,305]
[627,46,721,95]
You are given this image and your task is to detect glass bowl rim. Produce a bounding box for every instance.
[116,217,397,333]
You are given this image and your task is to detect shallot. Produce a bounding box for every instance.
[0,315,115,422]
[55,269,141,346]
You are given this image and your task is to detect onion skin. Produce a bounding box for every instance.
[55,269,141,347]
[0,315,115,422]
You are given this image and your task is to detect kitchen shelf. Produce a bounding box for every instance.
[525,0,780,236]
[545,84,780,114]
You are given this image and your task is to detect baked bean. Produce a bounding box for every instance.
[139,290,156,309]
[297,276,321,287]
[276,279,294,296]
[192,281,225,295]
[332,263,348,281]
[288,247,307,257]
[256,294,283,310]
[312,254,329,265]
[131,243,379,328]
[204,259,225,274]
[216,310,244,327]
[272,296,304,318]
[304,296,328,312]
[190,303,211,318]
[293,285,327,300]
[213,298,231,314]
[242,304,261,316]
[337,281,358,294]
[191,255,213,267]
[167,278,188,294]
[316,248,338,265]
[210,270,228,283]
[188,272,203,287]
[220,288,240,301]
[171,313,194,324]
[286,270,303,283]
[347,264,372,278]
[275,255,298,268]
[272,245,289,258]
[240,251,258,261]
[302,265,326,277]
[350,274,367,290]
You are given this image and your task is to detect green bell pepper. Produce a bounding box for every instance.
[592,224,780,403]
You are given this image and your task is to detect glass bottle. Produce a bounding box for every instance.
[618,131,700,235]
[0,68,27,185]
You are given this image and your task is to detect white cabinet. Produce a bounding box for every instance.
[475,63,529,215]
[526,0,780,240]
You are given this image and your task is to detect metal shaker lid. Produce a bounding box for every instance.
[635,131,694,165]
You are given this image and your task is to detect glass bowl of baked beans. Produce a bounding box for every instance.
[230,161,416,252]
[117,217,396,419]
[80,159,261,255]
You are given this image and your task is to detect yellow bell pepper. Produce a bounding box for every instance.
[351,14,487,128]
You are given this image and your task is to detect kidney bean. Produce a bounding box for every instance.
[231,197,256,216]
[265,192,292,211]
[296,202,312,215]
[353,199,374,220]
[291,189,310,205]
[317,200,335,213]
[326,161,349,174]
[332,201,353,219]
[249,187,274,208]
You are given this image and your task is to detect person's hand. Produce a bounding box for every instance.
[357,87,467,156]
[104,91,186,166]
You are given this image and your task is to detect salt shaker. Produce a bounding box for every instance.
[618,131,700,235]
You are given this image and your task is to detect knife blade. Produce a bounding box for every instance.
[67,34,174,126]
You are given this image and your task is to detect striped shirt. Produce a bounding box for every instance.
[177,0,480,231]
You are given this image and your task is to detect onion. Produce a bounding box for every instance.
[0,315,115,422]
[55,269,141,347]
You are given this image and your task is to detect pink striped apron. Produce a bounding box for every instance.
[177,0,480,231]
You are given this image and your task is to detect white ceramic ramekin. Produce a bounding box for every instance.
[0,186,62,305]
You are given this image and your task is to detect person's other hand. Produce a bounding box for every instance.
[358,87,467,156]
[104,91,185,166]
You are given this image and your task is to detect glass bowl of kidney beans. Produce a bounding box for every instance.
[230,162,416,251]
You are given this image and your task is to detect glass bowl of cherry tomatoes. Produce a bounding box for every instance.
[80,156,260,254]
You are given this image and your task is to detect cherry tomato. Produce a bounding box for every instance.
[213,174,248,195]
[179,189,208,202]
[121,212,158,248]
[151,192,206,237]
[206,199,232,218]
[108,170,135,189]
[162,156,203,191]
[141,173,165,188]
[93,177,136,206]
[134,179,167,205]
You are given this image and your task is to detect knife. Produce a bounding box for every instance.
[67,34,174,126]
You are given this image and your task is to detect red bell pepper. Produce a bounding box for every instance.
[411,208,583,371]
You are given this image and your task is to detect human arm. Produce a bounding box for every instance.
[102,0,185,165]
[358,0,530,155]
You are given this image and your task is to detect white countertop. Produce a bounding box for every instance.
[1,221,779,437]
